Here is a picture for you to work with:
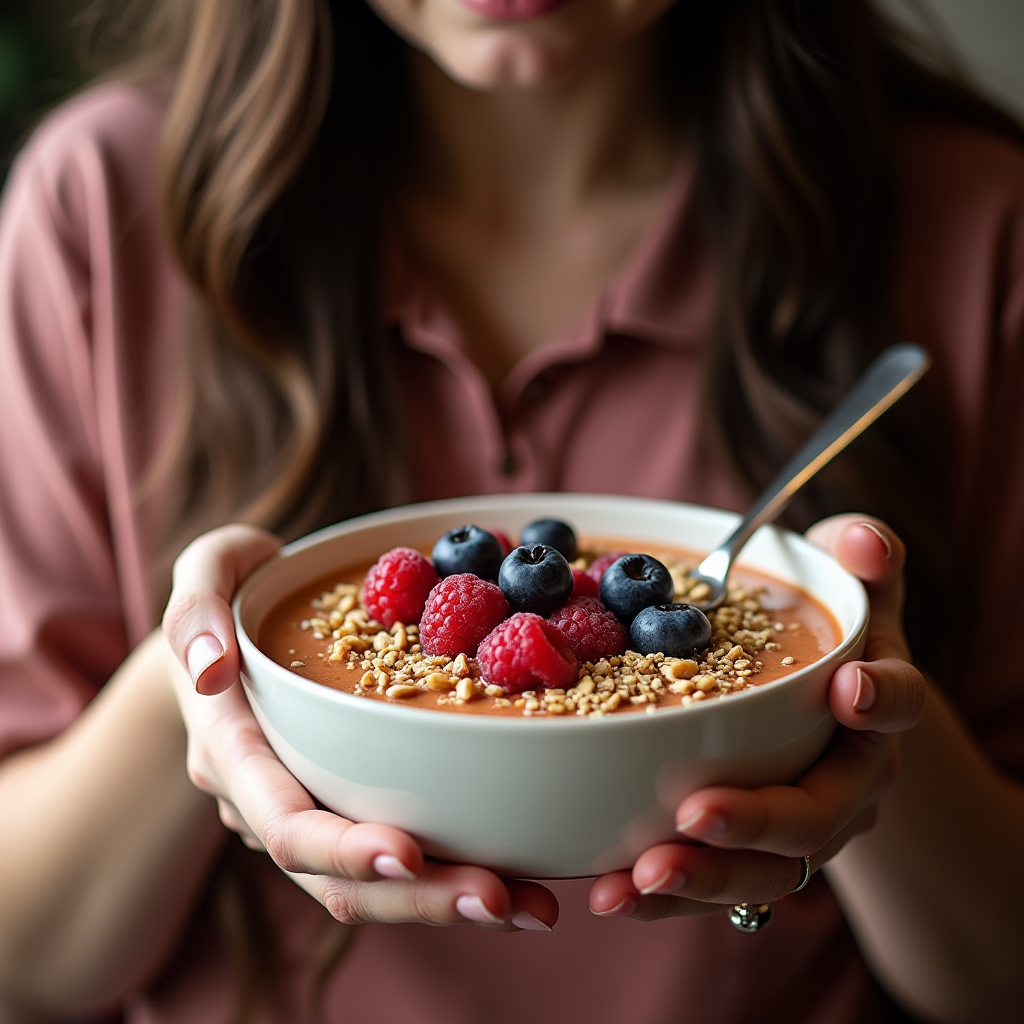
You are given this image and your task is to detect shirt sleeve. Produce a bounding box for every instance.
[0,138,129,760]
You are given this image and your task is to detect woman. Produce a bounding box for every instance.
[0,1,1022,1021]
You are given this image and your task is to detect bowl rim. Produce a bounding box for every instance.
[233,493,868,734]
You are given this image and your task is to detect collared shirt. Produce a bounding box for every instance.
[386,159,728,508]
[2,84,1023,1024]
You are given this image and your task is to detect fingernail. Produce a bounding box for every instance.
[676,809,727,837]
[186,634,225,690]
[511,911,552,932]
[373,854,417,881]
[455,895,505,925]
[592,895,638,918]
[854,667,876,711]
[639,869,686,896]
[858,522,892,560]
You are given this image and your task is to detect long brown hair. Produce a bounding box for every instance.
[89,0,1023,662]
[157,1,410,547]
[82,0,410,590]
[78,0,1023,1015]
[666,0,1024,671]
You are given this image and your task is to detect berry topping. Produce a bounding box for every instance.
[519,518,578,561]
[630,603,713,658]
[432,525,504,580]
[419,574,510,658]
[498,544,574,617]
[586,550,631,583]
[599,553,674,624]
[361,547,440,629]
[547,596,627,663]
[570,568,601,599]
[487,528,515,558]
[477,612,578,693]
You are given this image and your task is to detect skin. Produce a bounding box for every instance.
[368,0,679,91]
[385,0,684,387]
[2,2,1022,1021]
[587,520,1024,1021]
[164,519,1024,1024]
[590,520,918,918]
[167,529,559,932]
[163,521,913,931]
[0,634,224,1018]
[160,1,1024,1011]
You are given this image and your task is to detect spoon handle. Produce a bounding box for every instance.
[699,343,931,578]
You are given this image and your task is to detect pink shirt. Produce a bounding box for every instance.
[2,84,1024,1024]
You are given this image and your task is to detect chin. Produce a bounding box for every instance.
[431,32,585,90]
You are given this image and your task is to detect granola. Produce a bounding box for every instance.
[295,549,802,718]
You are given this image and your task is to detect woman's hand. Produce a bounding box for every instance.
[588,515,928,920]
[162,524,557,932]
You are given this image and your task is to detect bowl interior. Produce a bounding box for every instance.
[236,492,867,673]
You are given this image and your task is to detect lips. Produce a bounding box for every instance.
[456,0,574,20]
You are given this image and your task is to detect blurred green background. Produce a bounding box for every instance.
[0,0,84,184]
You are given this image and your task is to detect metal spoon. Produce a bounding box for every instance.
[687,343,931,613]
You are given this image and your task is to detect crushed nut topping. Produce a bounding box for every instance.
[291,550,802,718]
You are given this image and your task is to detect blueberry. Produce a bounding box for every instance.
[498,544,574,617]
[599,554,673,624]
[630,603,713,658]
[432,525,504,580]
[519,518,578,561]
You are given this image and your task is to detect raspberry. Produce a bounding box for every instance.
[361,547,439,628]
[419,574,510,658]
[570,568,600,599]
[586,551,631,584]
[477,612,578,693]
[547,596,627,663]
[488,528,514,558]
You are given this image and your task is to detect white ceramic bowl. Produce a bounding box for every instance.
[234,494,867,879]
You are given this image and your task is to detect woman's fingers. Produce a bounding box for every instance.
[590,870,720,921]
[806,516,928,733]
[214,797,264,849]
[176,677,427,881]
[260,809,425,882]
[157,523,566,933]
[586,516,922,926]
[806,516,908,656]
[505,878,560,931]
[162,524,565,933]
[290,865,559,931]
[590,850,817,921]
[589,806,877,921]
[200,722,424,881]
[829,658,928,733]
[671,729,897,857]
[595,692,899,920]
[162,524,281,694]
[805,515,903,587]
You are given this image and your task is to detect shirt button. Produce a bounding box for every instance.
[523,377,550,406]
[499,452,518,477]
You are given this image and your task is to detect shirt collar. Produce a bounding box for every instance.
[382,153,714,365]
[601,155,716,349]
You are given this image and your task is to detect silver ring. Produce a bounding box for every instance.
[791,854,812,894]
[728,856,812,931]
[728,903,772,933]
